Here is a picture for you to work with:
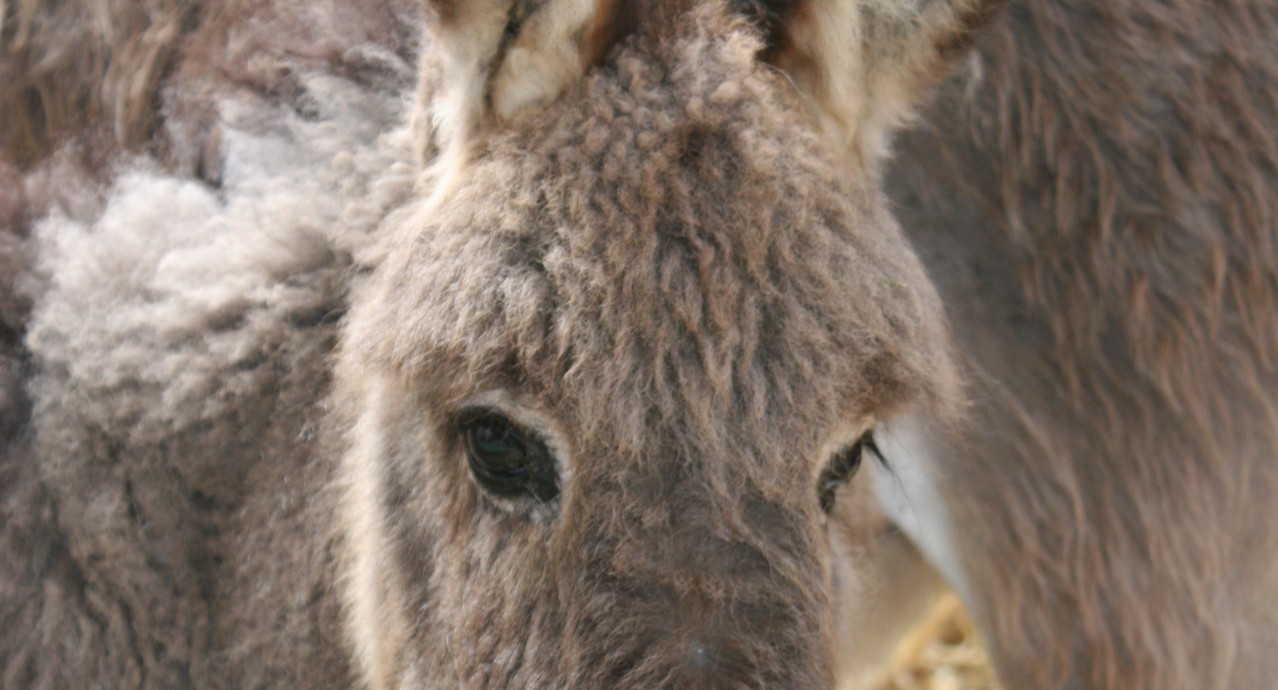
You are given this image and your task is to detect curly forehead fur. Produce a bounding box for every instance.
[352,18,957,452]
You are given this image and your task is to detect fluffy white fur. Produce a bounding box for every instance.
[27,69,415,405]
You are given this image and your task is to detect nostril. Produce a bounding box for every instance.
[672,634,760,687]
[687,636,713,670]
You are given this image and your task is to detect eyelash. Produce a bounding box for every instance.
[818,431,880,513]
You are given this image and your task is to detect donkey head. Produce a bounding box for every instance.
[336,1,994,688]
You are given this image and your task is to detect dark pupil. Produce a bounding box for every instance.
[461,412,559,503]
[819,437,867,513]
[471,421,525,469]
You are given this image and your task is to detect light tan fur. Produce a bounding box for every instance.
[773,0,1000,167]
[416,0,616,188]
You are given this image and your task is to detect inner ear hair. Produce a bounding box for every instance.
[764,0,1008,167]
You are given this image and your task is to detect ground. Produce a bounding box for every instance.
[866,597,1003,690]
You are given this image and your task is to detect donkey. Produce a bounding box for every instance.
[2,0,1277,689]
[878,1,1278,687]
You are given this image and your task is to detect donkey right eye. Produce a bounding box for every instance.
[458,411,560,503]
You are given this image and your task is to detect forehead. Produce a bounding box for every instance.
[354,29,949,447]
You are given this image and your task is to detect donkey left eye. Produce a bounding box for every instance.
[818,433,872,513]
[458,410,560,504]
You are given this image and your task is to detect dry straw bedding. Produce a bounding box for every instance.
[866,597,1003,690]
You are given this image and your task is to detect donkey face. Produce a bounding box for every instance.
[337,1,991,688]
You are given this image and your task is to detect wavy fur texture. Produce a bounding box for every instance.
[889,1,1278,687]
[3,0,1277,689]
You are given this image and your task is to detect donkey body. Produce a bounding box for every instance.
[885,4,1278,687]
[1,1,1276,689]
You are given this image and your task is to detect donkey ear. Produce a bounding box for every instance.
[414,0,1004,171]
[761,0,1005,166]
[415,0,608,167]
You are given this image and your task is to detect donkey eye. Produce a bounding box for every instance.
[818,433,873,513]
[459,410,560,503]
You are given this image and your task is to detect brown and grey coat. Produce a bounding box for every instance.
[1,1,1276,689]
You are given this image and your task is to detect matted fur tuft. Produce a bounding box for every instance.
[2,2,420,687]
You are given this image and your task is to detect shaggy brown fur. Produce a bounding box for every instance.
[0,0,419,175]
[4,0,1278,689]
[888,1,1278,687]
[0,159,28,448]
[1,0,972,687]
[0,0,199,169]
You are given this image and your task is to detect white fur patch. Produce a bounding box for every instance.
[871,415,974,605]
[340,373,402,690]
[25,65,415,450]
[489,0,598,119]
